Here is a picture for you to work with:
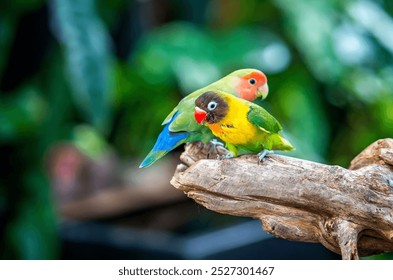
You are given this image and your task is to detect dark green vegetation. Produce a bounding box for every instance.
[0,0,392,259]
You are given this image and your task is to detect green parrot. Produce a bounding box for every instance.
[194,90,294,160]
[140,69,269,167]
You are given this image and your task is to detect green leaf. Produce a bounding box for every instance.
[72,124,108,160]
[52,0,113,131]
[274,0,344,82]
[270,66,330,162]
[3,169,59,259]
[132,22,221,94]
[0,86,47,142]
[213,27,291,74]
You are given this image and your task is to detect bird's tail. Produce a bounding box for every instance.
[272,133,295,152]
[139,116,189,168]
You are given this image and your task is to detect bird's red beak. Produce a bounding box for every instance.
[194,106,207,124]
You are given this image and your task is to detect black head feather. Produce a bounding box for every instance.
[195,91,229,124]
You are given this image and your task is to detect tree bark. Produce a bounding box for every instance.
[171,139,393,260]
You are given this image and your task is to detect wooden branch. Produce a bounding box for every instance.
[171,139,393,260]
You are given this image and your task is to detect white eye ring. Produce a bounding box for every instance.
[249,78,256,85]
[207,101,218,111]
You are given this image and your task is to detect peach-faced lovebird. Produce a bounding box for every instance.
[194,90,294,160]
[140,69,269,168]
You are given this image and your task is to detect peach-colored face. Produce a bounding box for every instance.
[236,71,269,101]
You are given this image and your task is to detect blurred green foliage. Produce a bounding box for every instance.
[0,0,392,259]
[53,0,113,130]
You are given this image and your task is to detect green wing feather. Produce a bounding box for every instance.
[246,103,294,151]
[247,104,282,134]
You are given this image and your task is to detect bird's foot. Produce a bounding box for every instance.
[217,151,234,160]
[207,139,225,158]
[210,139,224,147]
[258,149,274,162]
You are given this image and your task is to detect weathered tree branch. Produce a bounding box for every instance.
[171,139,393,260]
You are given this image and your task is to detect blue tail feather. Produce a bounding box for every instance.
[139,113,189,168]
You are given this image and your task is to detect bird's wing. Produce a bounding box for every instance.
[247,104,282,134]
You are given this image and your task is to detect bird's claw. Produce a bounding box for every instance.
[217,152,234,160]
[258,149,274,162]
[207,139,225,158]
[210,139,224,147]
[225,152,234,159]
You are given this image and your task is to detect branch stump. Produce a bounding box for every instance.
[171,139,393,260]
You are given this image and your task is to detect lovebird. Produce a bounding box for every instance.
[194,90,294,160]
[140,69,269,168]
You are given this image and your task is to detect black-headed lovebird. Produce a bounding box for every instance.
[140,69,269,168]
[194,90,294,160]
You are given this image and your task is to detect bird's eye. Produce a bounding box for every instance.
[207,101,218,111]
[248,78,257,85]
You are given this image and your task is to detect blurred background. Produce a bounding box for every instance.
[0,0,392,260]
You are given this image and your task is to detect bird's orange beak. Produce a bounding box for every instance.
[257,83,269,100]
[194,106,207,124]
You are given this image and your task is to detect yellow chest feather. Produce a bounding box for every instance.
[206,99,258,145]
